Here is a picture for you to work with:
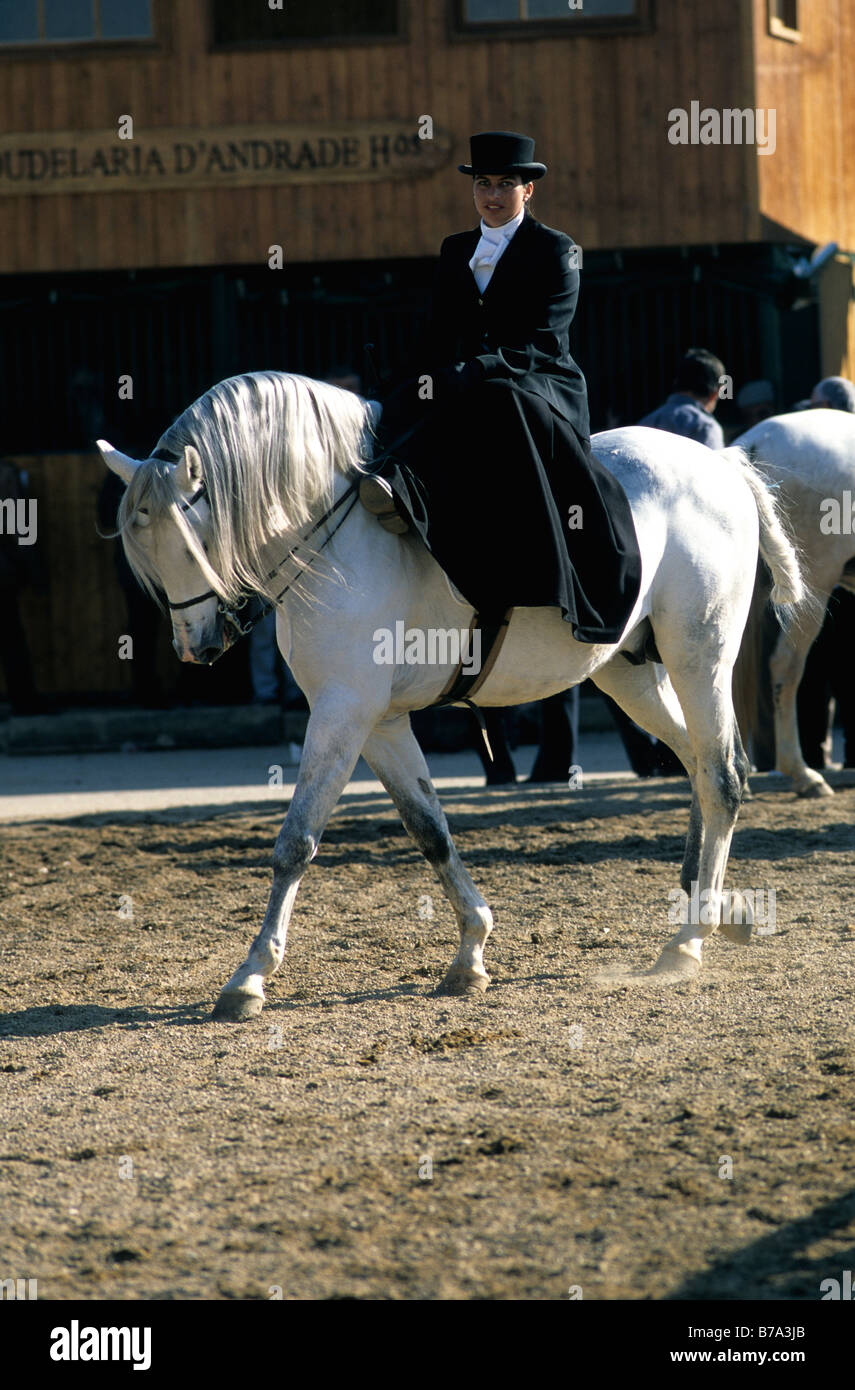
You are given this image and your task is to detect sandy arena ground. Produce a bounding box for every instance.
[1,768,853,1300]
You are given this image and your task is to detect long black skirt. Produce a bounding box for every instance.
[376,376,642,644]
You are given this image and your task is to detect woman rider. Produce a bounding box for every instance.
[364,129,640,643]
[363,130,642,779]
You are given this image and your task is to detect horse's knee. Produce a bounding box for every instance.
[272,829,317,878]
[733,725,751,793]
[717,758,745,817]
[697,753,744,820]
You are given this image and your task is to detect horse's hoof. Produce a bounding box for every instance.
[719,890,753,944]
[648,945,701,978]
[718,920,753,945]
[796,777,834,799]
[213,990,264,1021]
[434,969,489,997]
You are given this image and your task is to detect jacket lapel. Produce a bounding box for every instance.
[458,228,482,301]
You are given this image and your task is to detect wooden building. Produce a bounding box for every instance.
[1,0,853,701]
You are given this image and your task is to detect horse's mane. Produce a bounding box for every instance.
[117,371,375,605]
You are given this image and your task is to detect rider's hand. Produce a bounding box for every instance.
[432,359,485,402]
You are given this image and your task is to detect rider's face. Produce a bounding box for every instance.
[473,174,533,228]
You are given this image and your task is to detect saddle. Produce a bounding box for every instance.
[359,473,410,534]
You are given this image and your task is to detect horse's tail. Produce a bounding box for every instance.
[721,446,805,610]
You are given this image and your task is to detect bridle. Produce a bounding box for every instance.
[164,484,218,614]
[165,478,361,661]
[156,405,415,663]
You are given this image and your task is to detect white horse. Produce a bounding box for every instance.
[97,371,805,1020]
[733,409,855,798]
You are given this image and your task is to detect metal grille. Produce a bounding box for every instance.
[0,245,818,455]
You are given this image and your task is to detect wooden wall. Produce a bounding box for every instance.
[753,0,855,249]
[0,0,763,275]
[752,0,855,376]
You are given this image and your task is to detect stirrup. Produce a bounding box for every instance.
[359,475,410,534]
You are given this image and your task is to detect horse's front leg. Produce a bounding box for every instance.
[213,691,380,1020]
[362,713,493,996]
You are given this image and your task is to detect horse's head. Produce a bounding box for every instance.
[97,439,230,665]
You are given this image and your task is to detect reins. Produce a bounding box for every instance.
[164,479,361,647]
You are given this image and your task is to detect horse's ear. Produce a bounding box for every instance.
[174,444,204,494]
[96,439,141,484]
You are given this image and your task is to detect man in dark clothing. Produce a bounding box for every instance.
[0,458,42,714]
[640,348,726,449]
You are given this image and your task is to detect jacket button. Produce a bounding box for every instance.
[477,298,484,306]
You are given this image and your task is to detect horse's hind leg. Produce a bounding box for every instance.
[650,653,750,976]
[592,653,751,972]
[591,655,695,775]
[362,713,493,996]
[592,658,705,919]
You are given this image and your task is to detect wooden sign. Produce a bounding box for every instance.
[0,122,453,196]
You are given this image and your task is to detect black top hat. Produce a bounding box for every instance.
[458,130,547,180]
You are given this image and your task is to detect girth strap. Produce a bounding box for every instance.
[430,609,512,762]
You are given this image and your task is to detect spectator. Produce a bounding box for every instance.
[736,379,776,430]
[640,347,726,450]
[0,457,44,714]
[810,375,855,412]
